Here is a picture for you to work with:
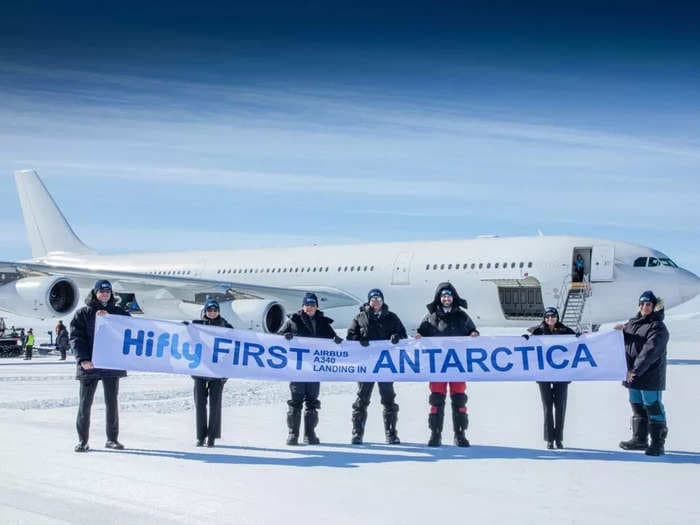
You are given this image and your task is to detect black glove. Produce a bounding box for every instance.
[284,332,294,340]
[181,320,190,325]
[521,334,529,340]
[575,332,582,337]
[333,336,343,344]
[360,338,370,347]
[390,334,400,344]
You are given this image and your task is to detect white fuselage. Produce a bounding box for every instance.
[37,235,700,331]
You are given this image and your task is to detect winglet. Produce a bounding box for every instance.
[14,169,95,258]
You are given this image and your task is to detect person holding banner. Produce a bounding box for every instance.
[278,292,342,445]
[346,288,407,445]
[416,282,479,447]
[526,306,576,449]
[190,299,233,448]
[615,290,670,456]
[70,280,130,453]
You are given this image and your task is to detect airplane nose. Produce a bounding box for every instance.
[679,269,700,303]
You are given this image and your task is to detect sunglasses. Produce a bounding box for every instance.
[544,313,558,319]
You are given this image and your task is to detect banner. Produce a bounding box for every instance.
[93,315,627,382]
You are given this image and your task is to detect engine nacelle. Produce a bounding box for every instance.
[220,299,285,333]
[0,276,79,318]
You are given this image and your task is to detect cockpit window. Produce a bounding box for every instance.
[648,257,660,267]
[633,257,648,267]
[660,258,678,268]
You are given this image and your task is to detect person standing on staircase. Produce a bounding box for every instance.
[615,290,670,456]
[574,253,585,282]
[524,306,576,449]
[415,282,479,447]
[346,288,407,445]
[278,292,342,445]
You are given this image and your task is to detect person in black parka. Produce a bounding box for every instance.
[527,306,576,449]
[70,280,130,452]
[56,321,69,361]
[346,288,407,445]
[191,299,233,448]
[615,290,670,456]
[416,282,479,447]
[278,292,342,445]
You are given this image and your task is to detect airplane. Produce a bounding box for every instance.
[1,169,699,334]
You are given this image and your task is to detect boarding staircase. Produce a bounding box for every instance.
[561,281,590,331]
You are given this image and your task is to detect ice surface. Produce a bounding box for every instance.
[1,299,698,524]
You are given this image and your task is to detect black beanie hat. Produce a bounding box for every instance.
[302,292,318,306]
[639,290,657,306]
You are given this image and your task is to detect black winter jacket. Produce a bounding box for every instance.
[278,310,338,340]
[529,322,576,336]
[622,305,669,390]
[70,292,130,380]
[529,321,576,385]
[417,282,479,337]
[192,315,233,382]
[347,304,407,342]
[56,329,70,351]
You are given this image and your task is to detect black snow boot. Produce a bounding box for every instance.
[452,410,470,447]
[428,410,444,447]
[304,409,320,445]
[74,442,89,453]
[351,406,367,445]
[383,405,400,445]
[286,406,302,446]
[645,421,668,456]
[619,404,649,451]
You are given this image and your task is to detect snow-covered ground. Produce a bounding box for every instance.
[1,300,699,524]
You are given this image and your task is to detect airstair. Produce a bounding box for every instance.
[561,282,589,331]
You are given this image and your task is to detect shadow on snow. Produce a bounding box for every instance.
[101,442,700,468]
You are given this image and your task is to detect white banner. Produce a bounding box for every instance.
[93,315,627,382]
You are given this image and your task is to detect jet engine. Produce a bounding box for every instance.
[0,276,79,318]
[219,299,286,333]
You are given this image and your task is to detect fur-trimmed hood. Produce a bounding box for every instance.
[84,289,121,308]
[426,282,467,314]
[630,297,665,323]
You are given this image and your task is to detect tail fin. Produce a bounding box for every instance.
[14,169,95,258]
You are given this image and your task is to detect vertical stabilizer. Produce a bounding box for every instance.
[14,169,95,258]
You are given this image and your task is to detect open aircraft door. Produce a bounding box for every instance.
[590,244,614,281]
[391,251,413,285]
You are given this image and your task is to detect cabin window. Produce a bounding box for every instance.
[486,263,491,269]
[495,263,499,269]
[478,263,483,269]
[528,262,533,268]
[648,257,660,267]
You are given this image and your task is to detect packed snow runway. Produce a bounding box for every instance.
[1,309,699,524]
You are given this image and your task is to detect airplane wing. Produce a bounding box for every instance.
[0,260,360,310]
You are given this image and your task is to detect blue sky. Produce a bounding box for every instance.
[0,1,698,273]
